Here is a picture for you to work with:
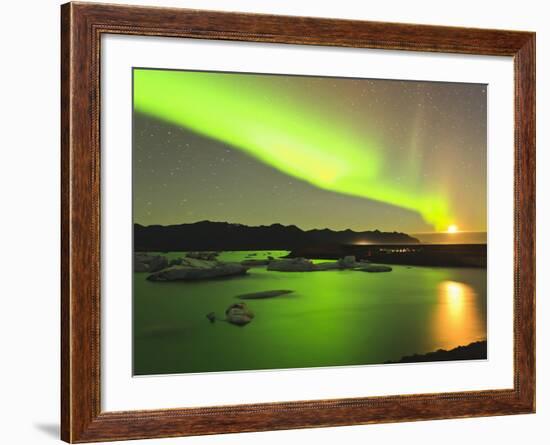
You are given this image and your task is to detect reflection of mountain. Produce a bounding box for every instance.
[134,221,419,252]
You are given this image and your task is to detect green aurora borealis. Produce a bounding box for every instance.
[133,69,487,233]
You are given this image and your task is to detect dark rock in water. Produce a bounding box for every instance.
[317,256,362,270]
[206,312,216,323]
[357,264,392,273]
[338,255,359,268]
[241,259,270,267]
[147,258,249,281]
[267,257,316,272]
[169,257,184,266]
[268,256,362,272]
[314,262,341,271]
[134,253,169,273]
[149,256,169,272]
[225,303,254,326]
[186,251,219,261]
[237,290,294,300]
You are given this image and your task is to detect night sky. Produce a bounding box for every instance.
[133,69,486,233]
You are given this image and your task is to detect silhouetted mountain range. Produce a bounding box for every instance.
[134,221,419,251]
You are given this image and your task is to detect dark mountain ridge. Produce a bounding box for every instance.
[134,220,419,252]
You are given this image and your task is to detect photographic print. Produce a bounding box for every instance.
[132,68,487,376]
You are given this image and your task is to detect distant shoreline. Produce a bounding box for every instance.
[387,340,487,364]
[288,243,487,268]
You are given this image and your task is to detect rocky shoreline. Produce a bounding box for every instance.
[135,252,393,281]
[387,340,487,364]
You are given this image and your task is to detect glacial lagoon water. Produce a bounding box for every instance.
[133,251,487,375]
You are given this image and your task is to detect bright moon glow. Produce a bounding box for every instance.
[133,69,453,230]
[447,224,458,233]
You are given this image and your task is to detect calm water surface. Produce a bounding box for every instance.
[134,251,486,375]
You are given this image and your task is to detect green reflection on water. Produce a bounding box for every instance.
[133,251,486,375]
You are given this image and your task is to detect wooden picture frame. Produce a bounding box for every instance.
[61,2,535,442]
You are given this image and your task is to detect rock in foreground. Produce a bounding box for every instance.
[147,258,248,281]
[387,341,487,364]
[237,289,294,300]
[225,303,255,326]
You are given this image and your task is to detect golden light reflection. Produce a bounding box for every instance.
[432,280,485,351]
[444,281,464,316]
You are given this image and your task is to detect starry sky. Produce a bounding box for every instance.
[133,69,487,233]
